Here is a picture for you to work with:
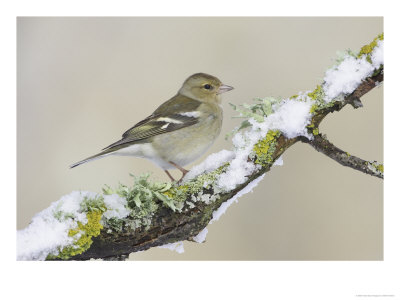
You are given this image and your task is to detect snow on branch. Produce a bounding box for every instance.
[17,34,384,261]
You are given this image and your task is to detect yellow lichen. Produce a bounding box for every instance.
[307,85,326,114]
[308,85,323,101]
[50,210,104,260]
[163,184,188,199]
[162,190,175,199]
[253,130,280,166]
[310,104,319,114]
[358,33,384,63]
[358,33,383,58]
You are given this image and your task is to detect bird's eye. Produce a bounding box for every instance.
[204,84,212,90]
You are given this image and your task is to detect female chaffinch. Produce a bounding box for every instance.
[70,73,233,181]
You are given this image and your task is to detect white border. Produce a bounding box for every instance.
[3,1,398,300]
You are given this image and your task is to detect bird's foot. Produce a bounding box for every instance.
[168,161,189,184]
[177,171,189,184]
[164,170,176,182]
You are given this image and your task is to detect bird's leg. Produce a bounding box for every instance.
[168,161,189,182]
[164,170,176,182]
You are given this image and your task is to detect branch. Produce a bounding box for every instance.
[299,133,383,179]
[17,34,384,261]
[310,71,384,129]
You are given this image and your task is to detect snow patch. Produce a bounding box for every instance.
[103,194,130,219]
[193,228,208,243]
[17,191,96,261]
[217,97,312,192]
[17,190,133,260]
[371,40,384,69]
[256,99,314,139]
[17,215,75,261]
[184,149,235,181]
[273,156,284,166]
[211,174,265,223]
[159,241,185,254]
[323,39,383,102]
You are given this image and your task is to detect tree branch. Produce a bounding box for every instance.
[17,34,384,261]
[299,133,383,179]
[310,71,383,129]
[53,66,384,261]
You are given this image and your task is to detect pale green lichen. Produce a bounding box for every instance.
[167,164,228,205]
[80,195,106,212]
[102,173,174,231]
[252,130,281,166]
[99,169,235,233]
[231,97,282,119]
[115,173,171,210]
[226,97,282,139]
[104,217,125,233]
[335,49,358,62]
[53,209,75,222]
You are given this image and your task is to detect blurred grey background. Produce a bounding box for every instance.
[17,17,383,260]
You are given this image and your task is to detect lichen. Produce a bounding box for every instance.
[306,33,384,115]
[95,167,234,234]
[252,130,281,166]
[80,195,106,212]
[101,173,177,231]
[167,164,228,205]
[308,85,324,102]
[306,85,337,115]
[116,174,172,210]
[104,217,125,233]
[48,209,104,260]
[358,33,384,63]
[226,97,282,139]
[309,104,319,114]
[367,161,384,176]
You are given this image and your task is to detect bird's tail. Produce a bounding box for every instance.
[69,149,115,168]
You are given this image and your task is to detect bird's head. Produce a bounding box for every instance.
[178,73,233,103]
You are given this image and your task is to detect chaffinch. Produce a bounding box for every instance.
[70,73,233,181]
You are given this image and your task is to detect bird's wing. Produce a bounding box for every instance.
[102,96,202,150]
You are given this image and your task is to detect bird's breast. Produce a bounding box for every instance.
[151,112,222,167]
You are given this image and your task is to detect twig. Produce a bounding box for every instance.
[300,133,383,179]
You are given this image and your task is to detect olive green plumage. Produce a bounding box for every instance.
[70,73,233,181]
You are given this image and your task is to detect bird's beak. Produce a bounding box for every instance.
[217,84,234,94]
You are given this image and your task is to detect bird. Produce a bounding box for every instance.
[70,73,233,182]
